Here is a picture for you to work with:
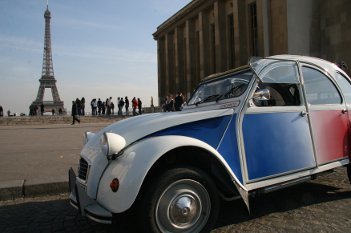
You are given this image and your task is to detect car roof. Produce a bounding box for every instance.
[201,55,349,83]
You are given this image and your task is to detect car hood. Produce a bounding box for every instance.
[102,108,233,146]
[83,108,232,153]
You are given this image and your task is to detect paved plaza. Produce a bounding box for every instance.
[0,122,111,198]
[0,122,351,232]
[0,168,351,232]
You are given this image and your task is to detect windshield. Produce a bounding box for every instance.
[188,70,253,105]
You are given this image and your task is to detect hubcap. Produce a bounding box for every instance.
[156,179,211,233]
[170,195,198,225]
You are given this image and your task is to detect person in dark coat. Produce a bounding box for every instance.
[40,103,45,116]
[71,101,80,125]
[137,98,142,115]
[174,92,184,111]
[125,97,129,115]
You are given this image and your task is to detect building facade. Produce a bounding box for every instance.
[153,0,351,104]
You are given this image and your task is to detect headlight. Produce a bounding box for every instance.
[100,132,126,158]
[84,131,96,144]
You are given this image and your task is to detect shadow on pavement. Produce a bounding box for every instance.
[214,178,351,230]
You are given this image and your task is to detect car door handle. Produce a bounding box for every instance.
[342,109,348,114]
[300,111,308,117]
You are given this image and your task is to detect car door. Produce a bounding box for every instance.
[301,65,350,165]
[334,71,351,159]
[241,59,316,182]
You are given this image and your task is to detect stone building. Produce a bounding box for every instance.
[153,0,351,103]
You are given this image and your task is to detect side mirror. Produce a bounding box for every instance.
[253,88,270,101]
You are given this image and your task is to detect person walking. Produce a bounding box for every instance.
[97,98,102,115]
[81,97,86,115]
[0,105,3,117]
[132,97,138,116]
[174,92,184,111]
[40,103,44,116]
[71,100,80,125]
[118,97,124,116]
[138,98,142,115]
[125,97,129,115]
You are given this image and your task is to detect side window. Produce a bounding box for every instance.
[302,67,341,105]
[334,72,351,105]
[253,62,301,107]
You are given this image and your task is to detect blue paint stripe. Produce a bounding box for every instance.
[243,112,315,180]
[217,114,243,183]
[150,116,231,148]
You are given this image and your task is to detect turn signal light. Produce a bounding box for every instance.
[110,178,119,192]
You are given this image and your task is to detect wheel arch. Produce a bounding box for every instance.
[137,145,240,203]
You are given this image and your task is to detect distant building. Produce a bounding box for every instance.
[153,0,351,103]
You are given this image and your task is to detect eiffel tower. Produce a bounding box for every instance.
[31,2,65,115]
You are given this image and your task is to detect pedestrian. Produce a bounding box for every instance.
[138,98,142,115]
[118,97,124,116]
[52,109,55,115]
[40,103,44,116]
[90,99,94,115]
[125,96,129,115]
[132,97,138,116]
[76,98,81,116]
[162,96,168,112]
[71,100,80,124]
[97,98,102,115]
[92,99,97,115]
[167,95,175,112]
[102,102,106,115]
[110,101,115,115]
[81,97,86,115]
[174,92,184,111]
[117,97,121,115]
[0,105,3,117]
[106,98,111,116]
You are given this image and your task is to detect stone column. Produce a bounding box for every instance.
[232,0,241,67]
[198,11,205,79]
[214,0,227,72]
[164,33,170,96]
[174,27,180,91]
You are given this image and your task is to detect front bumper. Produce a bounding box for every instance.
[69,167,113,224]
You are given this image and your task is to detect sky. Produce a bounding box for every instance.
[0,0,191,114]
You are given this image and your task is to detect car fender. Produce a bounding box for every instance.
[96,135,245,213]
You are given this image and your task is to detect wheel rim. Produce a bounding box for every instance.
[155,179,211,233]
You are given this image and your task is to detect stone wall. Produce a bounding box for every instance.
[0,106,163,126]
[0,116,122,126]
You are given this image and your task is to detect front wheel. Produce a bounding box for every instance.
[139,167,219,233]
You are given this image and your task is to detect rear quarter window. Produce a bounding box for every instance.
[334,72,351,105]
[302,67,342,105]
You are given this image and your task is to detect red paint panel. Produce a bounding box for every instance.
[309,110,350,165]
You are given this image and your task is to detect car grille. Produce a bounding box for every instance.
[78,158,89,181]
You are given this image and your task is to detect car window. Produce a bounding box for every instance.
[188,70,253,105]
[302,67,341,105]
[254,82,301,107]
[250,59,299,84]
[334,72,351,105]
[252,61,301,107]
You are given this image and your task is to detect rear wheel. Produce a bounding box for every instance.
[139,167,219,233]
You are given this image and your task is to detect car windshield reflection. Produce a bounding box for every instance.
[188,70,253,106]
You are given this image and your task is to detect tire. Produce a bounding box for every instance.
[139,166,219,233]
